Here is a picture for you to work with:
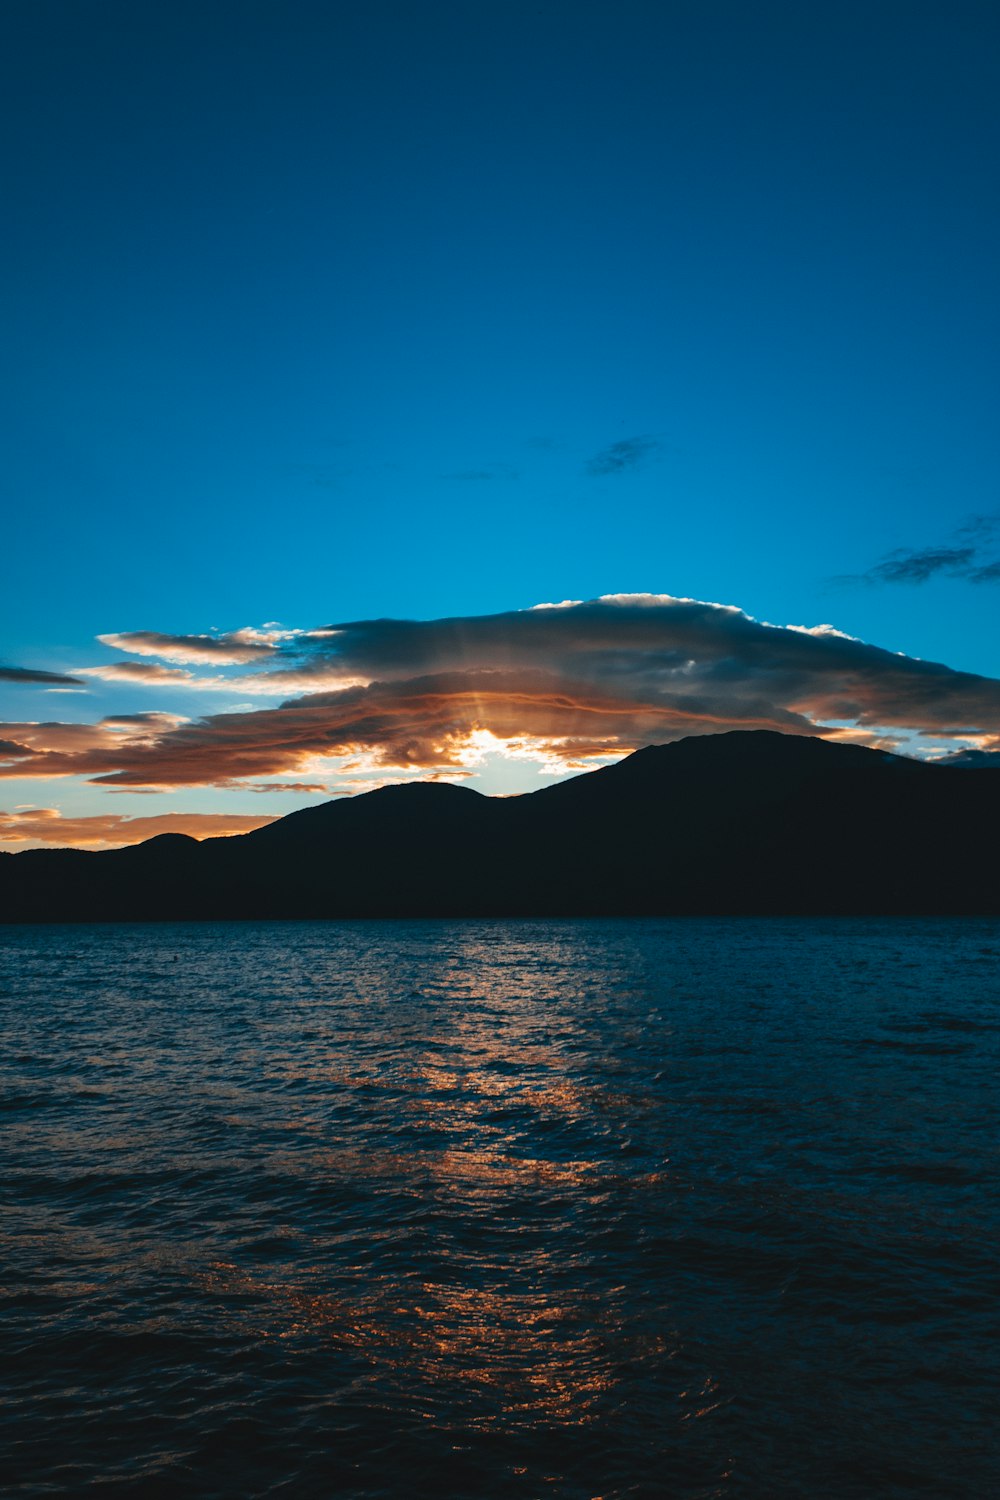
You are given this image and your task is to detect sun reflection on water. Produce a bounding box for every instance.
[191,933,679,1431]
[197,1257,666,1427]
[4,918,996,1497]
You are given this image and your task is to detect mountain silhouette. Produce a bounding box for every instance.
[2,731,997,920]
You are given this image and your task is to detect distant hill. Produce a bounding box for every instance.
[2,731,998,920]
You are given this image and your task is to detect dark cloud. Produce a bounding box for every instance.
[0,665,83,686]
[5,596,1000,789]
[868,547,976,584]
[843,513,1000,586]
[585,436,660,476]
[933,748,1000,767]
[955,513,1000,542]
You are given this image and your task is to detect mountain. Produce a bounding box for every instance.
[2,730,998,920]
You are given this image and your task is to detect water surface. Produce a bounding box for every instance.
[2,918,998,1497]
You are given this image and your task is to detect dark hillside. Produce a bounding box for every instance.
[2,732,997,920]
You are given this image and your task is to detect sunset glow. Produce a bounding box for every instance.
[3,7,998,1496]
[4,594,1000,845]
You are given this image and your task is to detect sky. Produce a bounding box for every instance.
[2,0,1000,847]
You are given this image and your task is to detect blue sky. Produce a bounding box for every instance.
[3,1,1000,844]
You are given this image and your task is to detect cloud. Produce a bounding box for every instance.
[585,436,660,476]
[5,594,1000,790]
[842,514,1000,586]
[102,712,188,728]
[0,665,83,686]
[82,657,354,697]
[81,662,202,685]
[0,712,189,770]
[242,781,329,793]
[84,628,353,695]
[0,808,277,850]
[955,514,1000,542]
[933,748,1000,767]
[95,627,296,665]
[866,546,976,584]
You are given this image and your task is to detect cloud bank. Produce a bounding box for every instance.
[3,595,1000,792]
[0,808,276,850]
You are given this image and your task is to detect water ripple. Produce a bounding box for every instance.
[1,917,998,1498]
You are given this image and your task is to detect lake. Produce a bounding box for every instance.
[2,918,998,1498]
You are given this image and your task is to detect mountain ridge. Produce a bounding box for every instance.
[2,730,997,919]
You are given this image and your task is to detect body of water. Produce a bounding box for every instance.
[1,918,998,1498]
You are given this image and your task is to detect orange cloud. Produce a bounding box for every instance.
[0,667,835,788]
[0,712,188,771]
[0,808,277,850]
[81,662,200,684]
[4,595,1000,790]
[242,781,330,793]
